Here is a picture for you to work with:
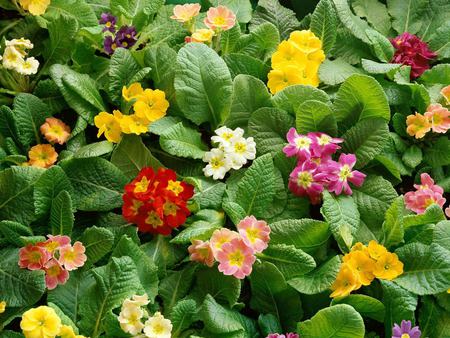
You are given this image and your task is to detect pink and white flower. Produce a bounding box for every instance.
[283,128,312,160]
[326,154,366,195]
[59,241,87,271]
[204,6,236,31]
[216,238,256,279]
[188,240,215,267]
[44,258,69,290]
[237,216,270,253]
[405,188,446,214]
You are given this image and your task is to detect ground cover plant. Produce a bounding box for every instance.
[0,0,450,337]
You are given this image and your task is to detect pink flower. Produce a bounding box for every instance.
[267,334,299,338]
[59,242,87,271]
[44,259,69,290]
[38,235,71,255]
[18,245,51,270]
[237,216,270,253]
[288,160,328,204]
[441,85,450,104]
[413,173,444,195]
[188,240,215,267]
[424,104,450,133]
[283,128,312,160]
[170,3,201,23]
[210,228,240,259]
[308,132,343,158]
[405,189,446,214]
[204,6,236,31]
[217,238,256,279]
[445,206,450,218]
[326,154,366,195]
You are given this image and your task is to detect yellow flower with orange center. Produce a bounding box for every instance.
[28,144,58,168]
[40,117,71,145]
[406,112,431,139]
[94,110,123,143]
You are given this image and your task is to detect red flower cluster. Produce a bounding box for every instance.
[122,167,194,235]
[390,32,437,79]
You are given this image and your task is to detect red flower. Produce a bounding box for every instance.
[122,167,194,235]
[390,32,437,79]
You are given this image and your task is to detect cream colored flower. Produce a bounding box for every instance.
[2,47,24,70]
[15,57,39,75]
[143,312,172,338]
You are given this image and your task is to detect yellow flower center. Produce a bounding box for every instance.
[112,43,117,50]
[339,165,353,181]
[105,22,111,27]
[134,176,150,193]
[384,263,391,271]
[50,125,64,136]
[401,334,410,338]
[234,142,247,154]
[167,180,184,196]
[145,211,163,228]
[122,41,128,47]
[222,132,233,141]
[45,241,59,253]
[228,250,244,267]
[163,201,178,216]
[245,228,259,244]
[130,199,143,215]
[29,251,42,263]
[297,171,313,188]
[64,250,76,263]
[210,157,224,169]
[152,323,165,334]
[213,16,226,26]
[318,134,331,145]
[47,264,60,277]
[295,137,311,149]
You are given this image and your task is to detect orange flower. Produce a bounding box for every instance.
[40,117,71,145]
[441,85,450,104]
[406,112,431,139]
[424,103,450,133]
[28,144,57,168]
[343,250,375,285]
[170,3,201,23]
[204,6,236,31]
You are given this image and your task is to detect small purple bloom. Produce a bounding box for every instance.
[325,153,366,195]
[392,320,421,338]
[115,25,138,49]
[103,36,116,55]
[283,128,312,160]
[99,13,117,33]
[266,334,299,338]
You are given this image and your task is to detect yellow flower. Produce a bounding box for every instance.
[18,0,51,15]
[343,250,375,286]
[406,113,431,139]
[330,263,362,298]
[367,240,388,260]
[351,242,368,253]
[373,252,404,280]
[289,30,323,54]
[20,306,61,338]
[133,89,169,122]
[28,144,58,168]
[271,40,308,69]
[122,83,144,102]
[191,28,215,43]
[58,324,86,338]
[120,114,150,135]
[0,301,6,314]
[267,65,306,94]
[94,110,123,143]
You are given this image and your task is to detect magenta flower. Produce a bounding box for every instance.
[44,258,69,290]
[326,154,366,195]
[237,216,270,253]
[390,32,436,79]
[217,238,256,279]
[59,242,87,271]
[288,160,328,204]
[392,320,421,338]
[309,132,343,158]
[283,128,312,160]
[99,12,117,32]
[267,334,299,338]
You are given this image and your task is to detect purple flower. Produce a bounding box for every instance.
[266,334,299,338]
[103,36,116,55]
[392,320,421,338]
[283,128,312,160]
[325,153,366,195]
[115,25,138,49]
[99,13,117,33]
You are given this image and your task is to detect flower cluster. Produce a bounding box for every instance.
[267,30,325,94]
[267,333,299,338]
[99,13,138,55]
[406,103,450,139]
[18,0,50,16]
[94,83,169,143]
[330,241,403,298]
[203,126,256,180]
[284,129,365,203]
[392,320,421,338]
[390,32,436,79]
[404,173,447,215]
[18,235,87,290]
[20,306,85,338]
[189,216,270,279]
[122,167,194,235]
[1,38,39,75]
[171,4,236,44]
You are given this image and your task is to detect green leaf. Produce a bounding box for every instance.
[236,22,280,62]
[332,0,374,44]
[288,255,341,295]
[295,100,338,136]
[258,244,316,279]
[331,294,385,322]
[0,248,46,307]
[210,0,252,23]
[111,134,163,179]
[45,0,98,27]
[13,93,51,148]
[381,197,405,249]
[394,242,450,295]
[297,304,365,338]
[381,280,418,337]
[0,221,32,247]
[351,0,392,35]
[222,199,247,225]
[419,296,450,338]
[73,141,114,158]
[0,105,20,146]
[310,0,337,54]
[220,25,242,54]
[387,0,428,35]
[365,29,394,63]
[424,136,450,167]
[80,226,114,268]
[250,262,302,329]
[159,122,208,160]
[0,166,44,225]
[433,220,450,251]
[402,145,423,168]
[61,157,128,211]
[318,58,363,85]
[79,256,142,337]
[170,299,198,337]
[428,22,450,60]
[171,215,223,244]
[333,74,390,132]
[361,59,401,74]
[140,235,186,275]
[159,264,196,314]
[258,313,282,337]
[188,178,226,210]
[225,75,272,131]
[269,219,331,255]
[272,85,330,115]
[403,204,446,229]
[341,118,390,168]
[175,43,233,127]
[223,53,271,81]
[50,191,74,236]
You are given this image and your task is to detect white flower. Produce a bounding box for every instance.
[6,38,33,55]
[143,312,172,338]
[225,136,257,169]
[118,306,145,335]
[203,148,231,180]
[15,57,39,75]
[130,294,150,307]
[211,126,244,147]
[2,47,24,70]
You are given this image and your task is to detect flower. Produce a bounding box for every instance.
[204,6,236,31]
[267,334,299,338]
[170,3,201,23]
[44,258,69,289]
[406,112,431,139]
[288,160,326,204]
[2,46,24,70]
[330,263,362,298]
[103,36,116,55]
[99,13,117,32]
[326,153,366,195]
[237,216,270,253]
[392,320,421,338]
[289,30,323,54]
[20,306,61,338]
[441,85,450,104]
[19,244,50,270]
[191,28,215,43]
[267,65,307,94]
[115,25,138,49]
[18,0,50,15]
[414,173,444,194]
[39,235,71,254]
[15,57,39,75]
[217,238,256,279]
[210,228,240,259]
[391,32,436,79]
[122,83,144,101]
[28,144,58,168]
[373,252,404,280]
[225,136,256,169]
[271,40,308,69]
[59,324,86,338]
[203,148,232,180]
[405,173,446,214]
[0,301,6,314]
[283,128,312,159]
[188,240,215,267]
[40,117,71,145]
[143,312,172,338]
[343,250,375,286]
[120,114,150,135]
[309,132,343,158]
[59,242,87,271]
[367,240,388,260]
[424,103,450,133]
[94,110,123,143]
[6,38,33,51]
[119,305,145,335]
[133,89,169,122]
[212,126,244,148]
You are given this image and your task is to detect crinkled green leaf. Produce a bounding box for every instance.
[223,53,271,81]
[80,226,114,268]
[236,22,279,62]
[159,264,196,314]
[318,58,363,86]
[272,85,330,115]
[159,122,208,160]
[295,100,338,136]
[170,299,198,337]
[387,0,428,35]
[351,0,392,35]
[50,190,74,236]
[310,0,337,54]
[381,197,405,249]
[331,294,385,322]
